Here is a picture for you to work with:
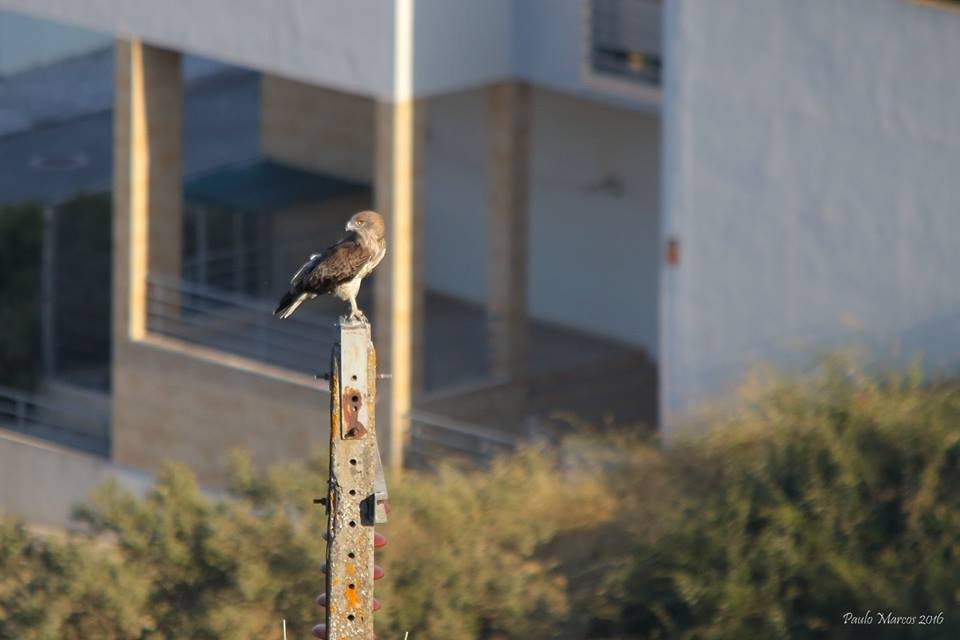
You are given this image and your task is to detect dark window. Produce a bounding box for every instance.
[589,0,663,86]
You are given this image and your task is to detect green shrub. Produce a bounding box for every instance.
[373,446,611,639]
[67,447,609,640]
[0,519,148,640]
[72,456,330,639]
[591,358,960,639]
[1,360,959,639]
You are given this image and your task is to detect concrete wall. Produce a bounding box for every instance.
[660,0,960,428]
[260,76,375,183]
[112,338,327,487]
[0,429,152,530]
[0,9,109,76]
[513,0,661,111]
[410,0,512,97]
[0,0,397,98]
[426,86,661,353]
[0,0,660,110]
[112,44,330,486]
[259,79,660,352]
[259,76,661,352]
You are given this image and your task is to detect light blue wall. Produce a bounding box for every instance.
[411,0,512,97]
[661,0,960,431]
[0,10,108,76]
[425,87,661,352]
[0,0,397,98]
[513,0,661,111]
[0,0,661,110]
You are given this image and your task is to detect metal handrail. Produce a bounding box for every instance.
[146,276,308,318]
[0,384,107,422]
[407,410,522,466]
[0,385,110,455]
[146,308,331,361]
[408,410,519,447]
[145,275,338,376]
[147,293,337,346]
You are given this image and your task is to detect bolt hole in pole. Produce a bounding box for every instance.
[327,317,382,638]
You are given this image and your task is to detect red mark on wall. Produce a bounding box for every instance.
[665,237,680,267]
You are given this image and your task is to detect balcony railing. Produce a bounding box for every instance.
[0,384,109,456]
[407,409,523,467]
[146,276,338,377]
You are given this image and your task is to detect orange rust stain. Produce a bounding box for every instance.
[330,370,340,440]
[346,563,356,575]
[344,584,361,609]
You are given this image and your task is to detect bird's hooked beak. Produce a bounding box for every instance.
[345,220,357,232]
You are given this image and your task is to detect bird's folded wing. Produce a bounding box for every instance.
[310,240,375,286]
[294,238,375,291]
[290,253,323,285]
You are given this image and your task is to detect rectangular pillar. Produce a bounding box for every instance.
[373,99,425,474]
[113,39,182,342]
[487,82,531,383]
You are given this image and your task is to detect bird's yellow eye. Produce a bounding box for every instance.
[356,220,365,226]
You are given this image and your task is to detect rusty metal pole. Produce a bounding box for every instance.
[324,317,388,640]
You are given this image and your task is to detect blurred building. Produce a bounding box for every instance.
[1,0,959,508]
[0,0,661,493]
[659,0,960,431]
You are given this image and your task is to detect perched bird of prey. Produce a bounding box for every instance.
[274,210,386,321]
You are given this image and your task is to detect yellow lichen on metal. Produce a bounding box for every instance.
[344,583,361,609]
[325,318,379,639]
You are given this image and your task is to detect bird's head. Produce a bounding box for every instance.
[346,210,385,240]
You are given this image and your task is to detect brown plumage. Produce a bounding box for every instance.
[273,210,386,320]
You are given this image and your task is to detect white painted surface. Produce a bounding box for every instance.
[0,0,659,109]
[411,0,513,97]
[0,0,397,98]
[0,9,108,76]
[513,0,662,112]
[660,0,960,430]
[425,87,660,353]
[0,429,151,529]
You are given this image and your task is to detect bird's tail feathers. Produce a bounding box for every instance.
[274,292,308,319]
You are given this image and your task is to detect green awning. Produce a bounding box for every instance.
[184,159,367,214]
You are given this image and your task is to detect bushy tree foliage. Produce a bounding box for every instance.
[590,358,960,639]
[0,519,148,639]
[2,360,959,639]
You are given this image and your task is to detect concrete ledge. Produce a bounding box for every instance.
[0,427,152,529]
[138,332,324,392]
